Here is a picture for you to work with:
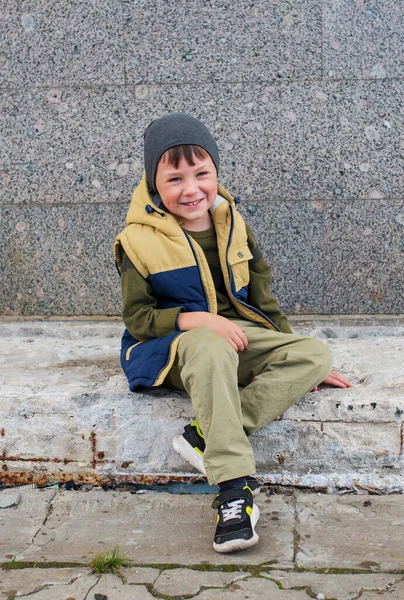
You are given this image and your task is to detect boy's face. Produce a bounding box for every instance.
[155,153,217,230]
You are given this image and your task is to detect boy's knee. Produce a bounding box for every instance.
[183,328,238,364]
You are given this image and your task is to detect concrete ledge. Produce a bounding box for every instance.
[0,318,403,490]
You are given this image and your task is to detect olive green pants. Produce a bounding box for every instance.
[164,320,333,485]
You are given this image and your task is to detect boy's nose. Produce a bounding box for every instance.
[183,179,199,196]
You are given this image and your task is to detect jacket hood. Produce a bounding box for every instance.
[125,171,237,232]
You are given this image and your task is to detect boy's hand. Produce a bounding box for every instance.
[177,312,248,352]
[311,370,352,391]
[203,314,249,352]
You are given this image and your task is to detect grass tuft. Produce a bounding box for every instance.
[89,545,129,574]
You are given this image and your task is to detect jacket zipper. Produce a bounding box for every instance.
[183,231,213,313]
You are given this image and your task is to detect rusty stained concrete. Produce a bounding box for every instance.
[0,318,404,489]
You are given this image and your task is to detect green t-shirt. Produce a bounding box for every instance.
[184,225,239,319]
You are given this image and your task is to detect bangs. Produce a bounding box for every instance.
[161,145,209,168]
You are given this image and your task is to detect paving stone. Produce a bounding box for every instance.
[361,579,404,599]
[1,1,125,86]
[17,491,295,567]
[0,568,93,599]
[323,0,403,79]
[153,567,248,597]
[296,494,404,571]
[323,199,404,314]
[10,574,100,599]
[124,567,160,585]
[0,491,20,508]
[91,574,154,599]
[0,490,54,561]
[265,571,404,600]
[196,576,310,599]
[123,0,322,84]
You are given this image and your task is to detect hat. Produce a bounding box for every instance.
[144,112,220,193]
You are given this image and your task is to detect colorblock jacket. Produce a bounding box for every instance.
[114,174,292,391]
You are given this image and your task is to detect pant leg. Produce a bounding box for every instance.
[164,327,256,485]
[233,320,333,434]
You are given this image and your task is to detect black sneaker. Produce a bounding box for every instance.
[244,476,262,496]
[172,421,206,475]
[212,486,260,553]
[172,423,262,496]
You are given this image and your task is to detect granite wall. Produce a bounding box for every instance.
[1,0,403,316]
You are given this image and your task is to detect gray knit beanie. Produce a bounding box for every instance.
[144,112,220,193]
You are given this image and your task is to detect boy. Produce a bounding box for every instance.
[114,112,351,553]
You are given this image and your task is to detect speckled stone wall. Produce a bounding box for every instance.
[1,1,403,316]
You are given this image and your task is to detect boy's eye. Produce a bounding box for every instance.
[197,171,208,177]
[168,177,181,182]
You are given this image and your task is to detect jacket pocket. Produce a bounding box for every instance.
[227,244,253,291]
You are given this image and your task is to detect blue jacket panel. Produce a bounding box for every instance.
[120,328,182,391]
[148,265,209,312]
[120,261,211,389]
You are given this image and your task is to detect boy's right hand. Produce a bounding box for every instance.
[177,312,248,352]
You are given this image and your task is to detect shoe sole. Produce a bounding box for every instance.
[213,504,260,554]
[246,479,261,497]
[172,436,262,496]
[172,435,206,475]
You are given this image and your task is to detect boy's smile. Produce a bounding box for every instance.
[155,154,218,231]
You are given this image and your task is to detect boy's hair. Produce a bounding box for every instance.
[161,144,210,169]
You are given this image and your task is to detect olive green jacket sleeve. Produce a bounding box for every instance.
[120,253,185,341]
[245,224,293,334]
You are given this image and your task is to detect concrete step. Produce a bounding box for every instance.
[0,317,403,490]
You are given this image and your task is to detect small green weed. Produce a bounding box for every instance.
[89,545,129,574]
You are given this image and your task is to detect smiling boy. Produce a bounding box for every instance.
[114,112,350,553]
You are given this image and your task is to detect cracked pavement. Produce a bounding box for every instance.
[1,489,404,599]
[1,565,404,599]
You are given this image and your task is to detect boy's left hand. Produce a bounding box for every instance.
[311,370,352,392]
